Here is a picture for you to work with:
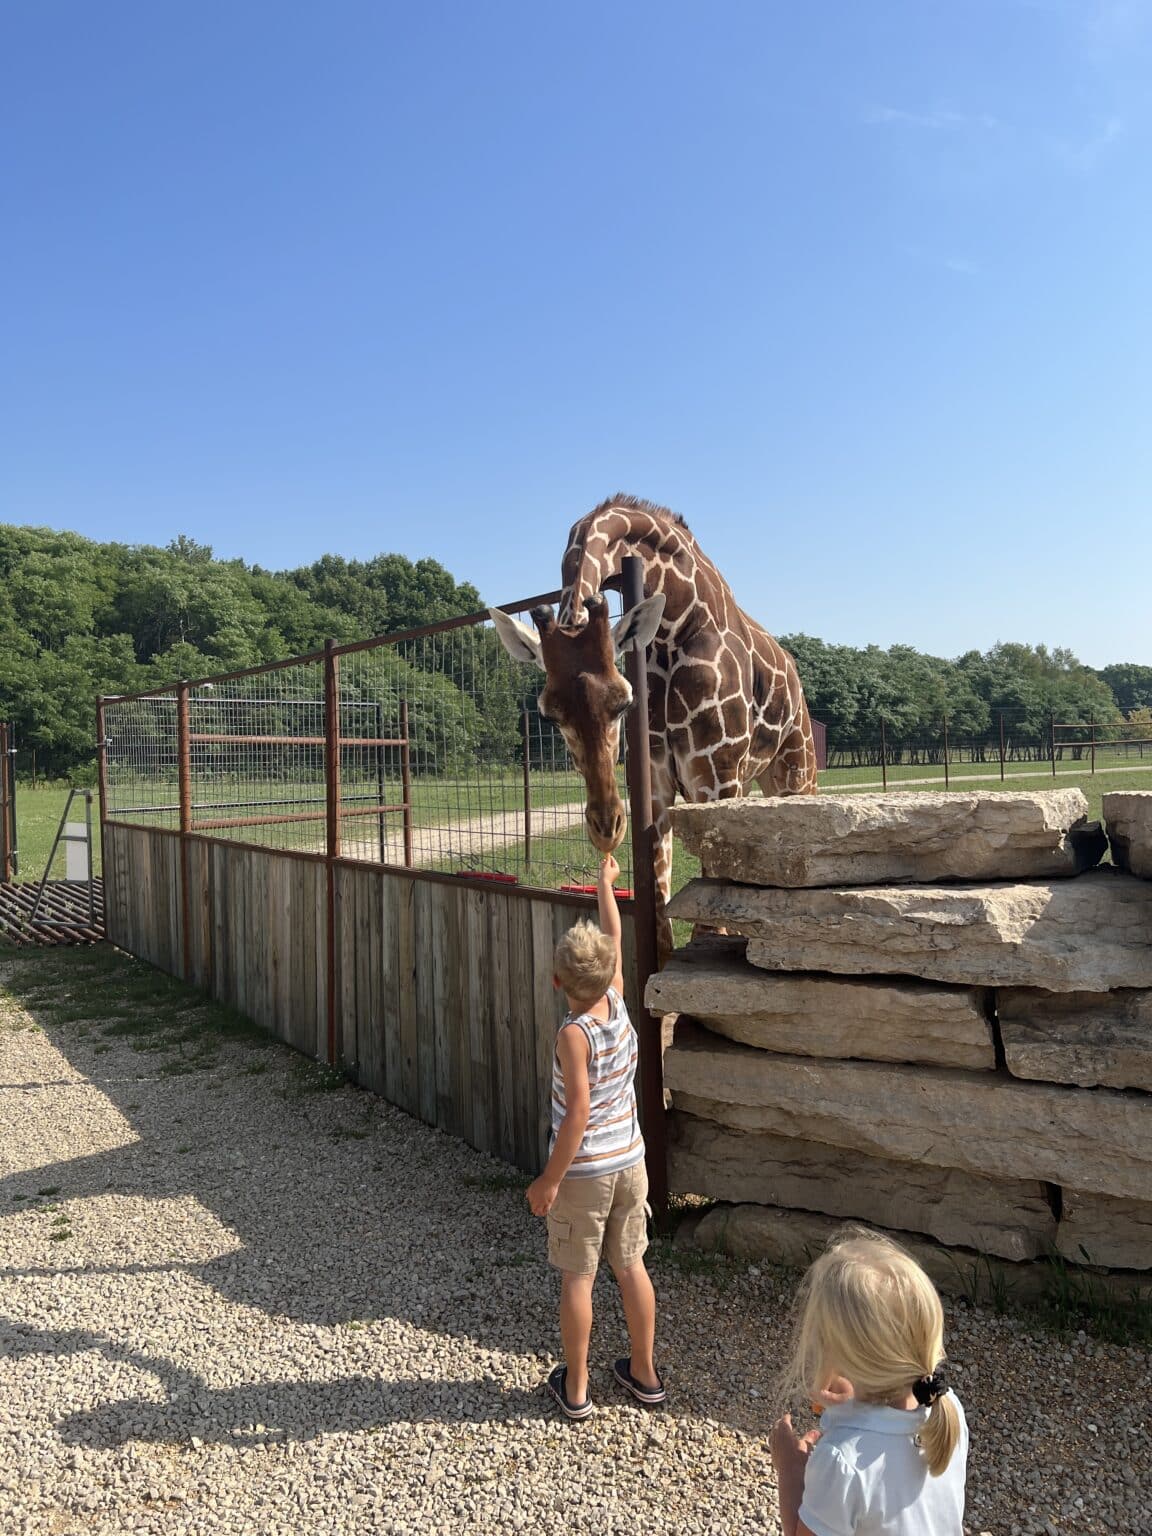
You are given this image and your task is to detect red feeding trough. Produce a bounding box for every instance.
[559,883,634,899]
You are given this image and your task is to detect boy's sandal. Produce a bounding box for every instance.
[545,1365,594,1421]
[613,1357,667,1406]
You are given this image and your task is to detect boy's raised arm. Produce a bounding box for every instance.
[597,854,625,995]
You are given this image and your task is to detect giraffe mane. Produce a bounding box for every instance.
[589,493,691,532]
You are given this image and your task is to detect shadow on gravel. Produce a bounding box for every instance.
[1,1317,550,1447]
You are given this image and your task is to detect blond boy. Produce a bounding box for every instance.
[526,853,664,1419]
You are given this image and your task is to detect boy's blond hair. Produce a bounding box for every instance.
[777,1227,961,1476]
[553,919,616,1005]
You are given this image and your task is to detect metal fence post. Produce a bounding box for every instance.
[324,639,341,1066]
[942,713,950,791]
[998,712,1006,782]
[0,722,12,884]
[1090,719,1096,776]
[522,707,533,865]
[621,554,667,1217]
[879,717,888,790]
[176,681,193,981]
[1051,713,1057,777]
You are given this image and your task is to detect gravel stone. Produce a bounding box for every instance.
[1,958,1149,1534]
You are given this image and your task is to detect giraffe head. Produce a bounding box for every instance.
[490,592,665,852]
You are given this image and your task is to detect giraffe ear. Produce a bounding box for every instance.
[611,592,666,656]
[488,607,544,668]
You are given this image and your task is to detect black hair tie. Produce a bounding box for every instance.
[912,1371,948,1407]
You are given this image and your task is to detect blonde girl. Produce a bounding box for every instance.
[769,1228,968,1536]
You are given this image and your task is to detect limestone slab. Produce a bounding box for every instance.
[668,1111,1055,1260]
[665,1021,1152,1200]
[646,949,994,1069]
[685,1204,1152,1304]
[1104,791,1152,879]
[1057,1188,1152,1270]
[998,987,1152,1091]
[670,789,1105,886]
[668,869,1152,992]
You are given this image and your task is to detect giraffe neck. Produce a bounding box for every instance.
[557,500,721,628]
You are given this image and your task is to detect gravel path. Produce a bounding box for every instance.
[1,947,1149,1536]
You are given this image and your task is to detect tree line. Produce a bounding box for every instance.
[1,523,1150,778]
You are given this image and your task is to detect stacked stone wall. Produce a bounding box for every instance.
[648,789,1152,1299]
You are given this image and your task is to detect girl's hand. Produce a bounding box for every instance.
[770,1414,821,1474]
[599,853,620,886]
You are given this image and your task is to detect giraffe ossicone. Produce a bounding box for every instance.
[490,495,818,959]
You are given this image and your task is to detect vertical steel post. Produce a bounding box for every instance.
[376,701,387,864]
[879,717,888,790]
[1051,713,1057,776]
[95,701,109,926]
[176,682,193,981]
[621,555,667,1216]
[0,722,11,884]
[522,707,532,865]
[942,713,950,791]
[324,640,341,1065]
[399,697,413,869]
[999,712,1006,782]
[1090,719,1096,776]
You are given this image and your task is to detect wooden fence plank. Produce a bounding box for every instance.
[380,874,401,1103]
[464,887,494,1154]
[531,900,562,1171]
[358,874,386,1097]
[397,875,420,1115]
[414,879,436,1123]
[508,897,536,1171]
[488,892,515,1165]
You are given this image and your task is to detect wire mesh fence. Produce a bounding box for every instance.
[817,712,1152,792]
[101,592,635,893]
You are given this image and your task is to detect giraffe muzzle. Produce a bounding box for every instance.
[585,803,628,853]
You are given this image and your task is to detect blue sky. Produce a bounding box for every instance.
[2,1,1150,668]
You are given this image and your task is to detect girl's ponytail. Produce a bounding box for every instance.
[918,1391,961,1477]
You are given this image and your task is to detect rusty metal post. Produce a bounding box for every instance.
[95,701,110,927]
[522,707,532,865]
[999,712,1006,782]
[176,682,193,981]
[1051,713,1057,776]
[942,713,950,791]
[879,717,888,790]
[0,723,12,883]
[1090,719,1096,776]
[399,697,413,869]
[375,702,387,864]
[621,555,666,1216]
[324,640,341,1065]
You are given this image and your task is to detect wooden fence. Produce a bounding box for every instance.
[102,822,642,1175]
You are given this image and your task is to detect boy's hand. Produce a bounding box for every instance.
[526,1176,559,1217]
[598,853,620,887]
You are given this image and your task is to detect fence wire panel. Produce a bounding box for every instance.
[101,594,634,892]
[187,661,327,852]
[336,597,633,891]
[104,695,180,828]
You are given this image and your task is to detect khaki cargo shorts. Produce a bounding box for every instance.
[547,1160,650,1276]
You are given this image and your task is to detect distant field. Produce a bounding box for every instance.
[9,760,1145,886]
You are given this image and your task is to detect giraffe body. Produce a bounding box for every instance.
[491,495,818,956]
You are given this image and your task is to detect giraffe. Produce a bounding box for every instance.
[490,495,819,957]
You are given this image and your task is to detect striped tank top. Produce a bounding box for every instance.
[550,987,645,1178]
